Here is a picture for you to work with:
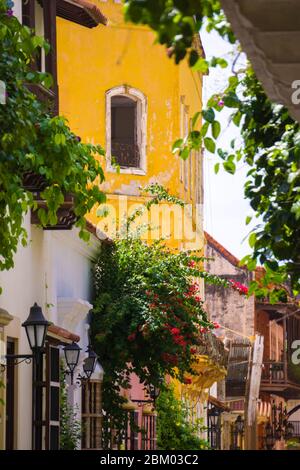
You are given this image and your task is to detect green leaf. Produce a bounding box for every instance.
[172,138,184,153]
[232,111,242,127]
[202,108,215,124]
[245,216,252,226]
[191,58,209,73]
[223,160,236,174]
[201,121,210,137]
[204,138,216,154]
[249,232,257,248]
[214,163,220,174]
[212,121,221,139]
[192,112,201,129]
[180,147,190,160]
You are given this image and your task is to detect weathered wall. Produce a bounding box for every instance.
[204,240,255,341]
[57,0,204,253]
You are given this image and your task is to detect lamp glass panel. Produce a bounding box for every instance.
[36,324,46,348]
[65,349,80,370]
[83,356,96,377]
[26,325,35,350]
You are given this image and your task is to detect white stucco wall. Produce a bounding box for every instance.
[0,214,101,449]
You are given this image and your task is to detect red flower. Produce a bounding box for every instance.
[161,353,178,365]
[213,322,220,329]
[173,335,187,347]
[194,296,202,302]
[199,326,208,334]
[170,327,180,336]
[127,333,136,342]
[190,347,197,355]
[183,377,192,385]
[188,260,196,268]
[229,279,249,296]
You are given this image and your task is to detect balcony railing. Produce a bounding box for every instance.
[288,421,300,438]
[261,360,300,396]
[111,142,140,168]
[261,361,286,384]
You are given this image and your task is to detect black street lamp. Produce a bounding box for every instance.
[285,421,294,440]
[265,421,276,450]
[64,342,82,384]
[83,347,98,380]
[146,377,163,402]
[208,406,221,427]
[207,406,222,450]
[235,415,244,434]
[2,303,102,449]
[64,343,99,386]
[22,303,50,356]
[131,378,164,406]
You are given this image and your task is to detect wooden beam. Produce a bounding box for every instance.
[245,334,264,450]
[43,0,59,113]
[22,0,35,29]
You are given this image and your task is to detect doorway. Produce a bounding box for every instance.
[5,338,16,449]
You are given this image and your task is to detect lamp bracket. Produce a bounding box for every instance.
[1,354,33,372]
[131,399,155,406]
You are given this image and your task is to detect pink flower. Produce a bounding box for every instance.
[188,260,196,268]
[218,100,224,107]
[194,296,202,302]
[213,322,220,329]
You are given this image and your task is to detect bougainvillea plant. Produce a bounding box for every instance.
[0,1,105,280]
[90,185,247,447]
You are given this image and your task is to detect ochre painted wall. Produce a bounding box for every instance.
[57,0,204,251]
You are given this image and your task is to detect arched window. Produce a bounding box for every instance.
[106,86,147,174]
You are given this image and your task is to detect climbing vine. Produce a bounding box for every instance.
[124,0,300,296]
[0,1,105,280]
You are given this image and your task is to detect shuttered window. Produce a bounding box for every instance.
[45,344,60,450]
[82,380,102,449]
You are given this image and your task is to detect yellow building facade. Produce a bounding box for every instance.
[57,0,204,254]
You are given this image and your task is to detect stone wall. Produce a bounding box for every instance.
[204,237,255,341]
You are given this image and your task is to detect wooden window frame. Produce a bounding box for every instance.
[45,342,61,450]
[106,86,147,175]
[81,380,102,450]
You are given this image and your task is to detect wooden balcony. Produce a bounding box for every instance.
[261,360,300,399]
[23,171,77,230]
[26,83,58,116]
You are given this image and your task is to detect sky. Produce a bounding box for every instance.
[201,30,255,260]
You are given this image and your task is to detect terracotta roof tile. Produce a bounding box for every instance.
[48,324,80,343]
[204,231,243,269]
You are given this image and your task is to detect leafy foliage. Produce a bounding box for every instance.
[0,2,105,277]
[60,364,82,450]
[90,188,229,447]
[156,385,210,450]
[124,0,300,295]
